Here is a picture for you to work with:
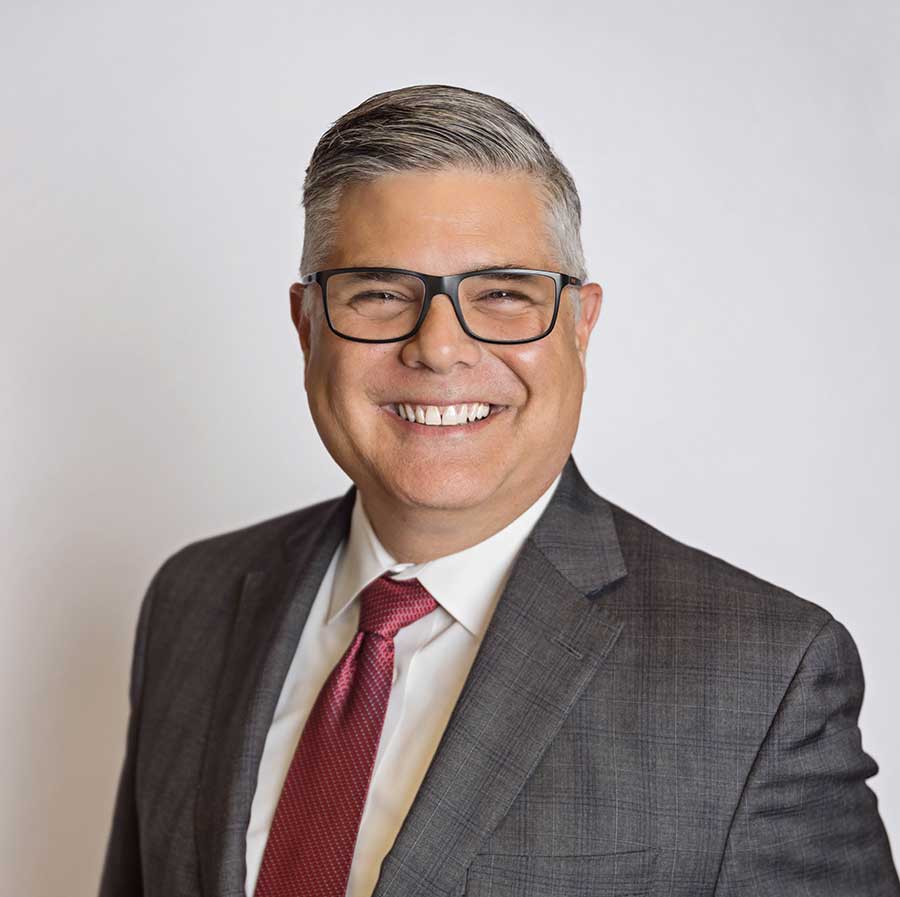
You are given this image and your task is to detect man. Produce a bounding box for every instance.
[98,84,899,897]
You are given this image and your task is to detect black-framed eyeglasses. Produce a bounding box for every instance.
[298,266,582,345]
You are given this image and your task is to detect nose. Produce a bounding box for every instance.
[400,293,481,373]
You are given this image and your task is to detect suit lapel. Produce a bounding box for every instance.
[372,455,628,897]
[195,487,356,897]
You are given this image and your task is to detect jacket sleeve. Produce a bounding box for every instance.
[713,615,900,895]
[97,574,157,897]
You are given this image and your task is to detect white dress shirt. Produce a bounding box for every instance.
[244,471,562,897]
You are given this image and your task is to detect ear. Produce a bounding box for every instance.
[573,282,603,388]
[289,282,312,370]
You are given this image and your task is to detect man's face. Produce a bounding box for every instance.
[291,168,602,516]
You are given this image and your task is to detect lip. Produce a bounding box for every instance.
[380,400,504,409]
[379,403,508,434]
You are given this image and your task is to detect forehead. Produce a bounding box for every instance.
[327,168,558,273]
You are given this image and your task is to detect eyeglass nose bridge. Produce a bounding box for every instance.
[410,272,472,340]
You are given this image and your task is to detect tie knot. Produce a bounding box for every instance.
[357,574,438,639]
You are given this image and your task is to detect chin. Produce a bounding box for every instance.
[377,461,499,511]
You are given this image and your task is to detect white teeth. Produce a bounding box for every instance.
[391,402,498,426]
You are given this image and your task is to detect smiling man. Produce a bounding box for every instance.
[98,85,899,897]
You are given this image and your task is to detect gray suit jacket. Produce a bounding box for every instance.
[99,454,899,896]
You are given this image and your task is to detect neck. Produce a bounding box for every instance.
[358,473,557,564]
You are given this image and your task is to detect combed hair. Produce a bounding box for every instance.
[299,84,585,320]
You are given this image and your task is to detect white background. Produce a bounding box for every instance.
[3,0,898,892]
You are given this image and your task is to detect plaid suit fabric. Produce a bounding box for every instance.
[98,454,899,897]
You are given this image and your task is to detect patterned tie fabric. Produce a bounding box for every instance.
[253,573,438,897]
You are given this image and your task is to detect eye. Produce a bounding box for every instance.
[352,291,413,303]
[477,290,533,303]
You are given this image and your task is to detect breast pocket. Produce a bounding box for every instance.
[464,847,658,897]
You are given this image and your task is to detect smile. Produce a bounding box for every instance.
[382,402,507,428]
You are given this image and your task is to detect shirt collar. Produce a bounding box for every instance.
[327,471,563,638]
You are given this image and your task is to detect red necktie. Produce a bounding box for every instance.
[253,573,438,897]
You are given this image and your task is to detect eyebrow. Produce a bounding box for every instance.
[344,271,418,283]
[344,263,539,279]
[464,262,535,273]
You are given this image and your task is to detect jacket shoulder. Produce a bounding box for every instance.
[152,492,348,592]
[606,499,833,641]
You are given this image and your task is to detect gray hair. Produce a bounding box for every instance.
[299,84,585,323]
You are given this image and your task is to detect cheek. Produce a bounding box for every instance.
[511,343,543,367]
[514,350,584,444]
[502,343,569,406]
[307,344,389,419]
[306,354,350,426]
